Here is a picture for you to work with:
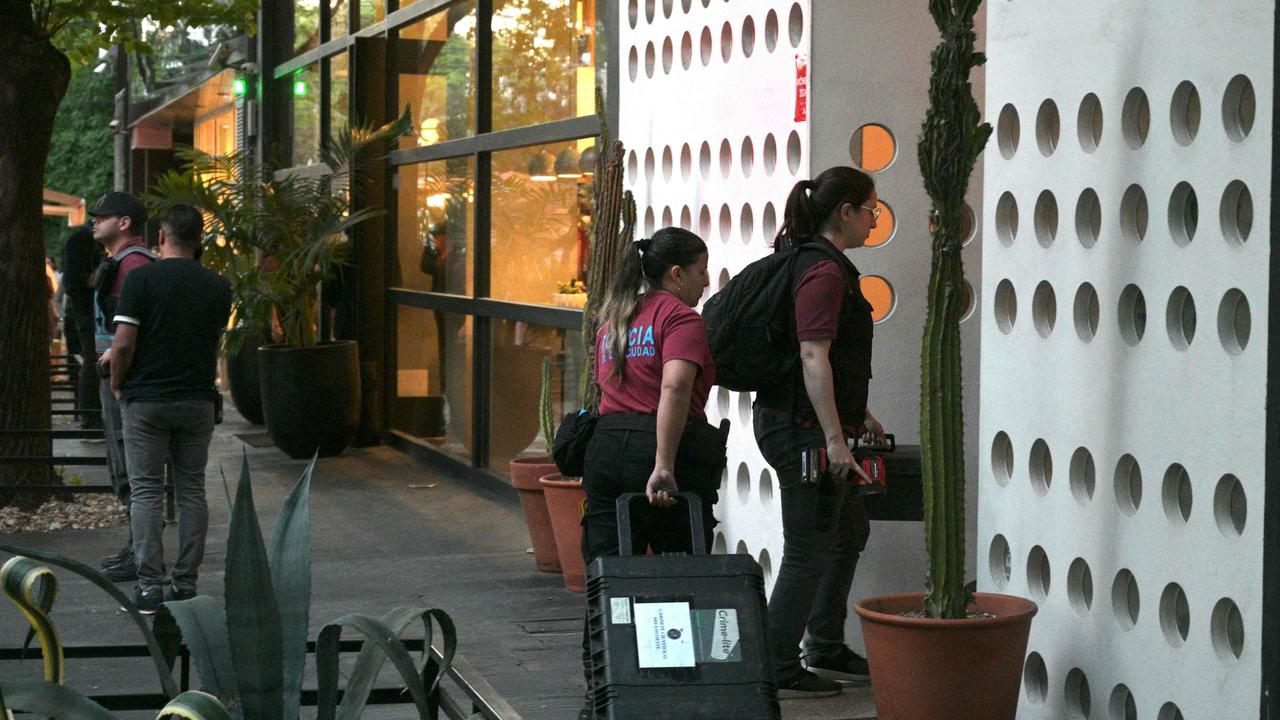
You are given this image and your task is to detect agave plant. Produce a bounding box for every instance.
[148,111,412,351]
[0,456,455,719]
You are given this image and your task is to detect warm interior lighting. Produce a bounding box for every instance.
[419,117,441,145]
[528,151,556,181]
[555,149,582,179]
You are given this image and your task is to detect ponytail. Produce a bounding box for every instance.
[775,167,874,250]
[598,226,708,382]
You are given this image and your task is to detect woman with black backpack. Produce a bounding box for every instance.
[754,166,890,698]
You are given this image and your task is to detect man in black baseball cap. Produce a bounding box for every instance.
[88,191,148,229]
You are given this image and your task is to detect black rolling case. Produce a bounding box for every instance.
[585,493,780,720]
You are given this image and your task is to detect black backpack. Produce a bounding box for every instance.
[703,241,848,392]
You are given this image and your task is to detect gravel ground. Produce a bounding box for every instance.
[0,494,127,534]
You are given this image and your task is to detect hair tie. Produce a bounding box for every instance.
[635,237,652,259]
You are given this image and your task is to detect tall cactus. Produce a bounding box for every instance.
[538,357,555,450]
[918,0,991,620]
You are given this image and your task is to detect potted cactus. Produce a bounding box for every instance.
[509,357,562,574]
[852,2,1036,719]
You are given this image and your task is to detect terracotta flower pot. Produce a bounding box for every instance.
[509,457,561,573]
[854,592,1037,720]
[538,474,587,593]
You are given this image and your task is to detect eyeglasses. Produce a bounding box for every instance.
[860,204,881,221]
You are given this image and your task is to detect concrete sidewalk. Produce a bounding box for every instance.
[2,407,875,719]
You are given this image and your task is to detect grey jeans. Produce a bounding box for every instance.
[98,379,129,501]
[753,406,871,681]
[122,400,215,592]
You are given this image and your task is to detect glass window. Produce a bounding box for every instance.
[360,0,386,28]
[492,0,597,131]
[328,52,350,140]
[396,3,477,150]
[330,0,350,39]
[292,0,321,56]
[490,139,593,306]
[393,158,475,295]
[394,307,473,461]
[489,321,583,471]
[290,63,321,166]
[194,106,236,157]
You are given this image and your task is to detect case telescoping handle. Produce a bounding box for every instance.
[615,492,706,556]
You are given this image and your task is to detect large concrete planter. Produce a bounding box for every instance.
[259,341,360,459]
[509,457,561,573]
[225,334,264,425]
[538,474,586,593]
[854,592,1037,720]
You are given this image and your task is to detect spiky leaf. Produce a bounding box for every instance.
[266,457,315,720]
[161,598,237,701]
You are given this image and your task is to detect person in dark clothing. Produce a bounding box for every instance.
[110,204,231,613]
[62,224,102,426]
[754,166,889,698]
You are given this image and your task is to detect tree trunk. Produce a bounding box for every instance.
[0,15,71,507]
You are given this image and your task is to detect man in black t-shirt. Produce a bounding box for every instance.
[109,204,231,613]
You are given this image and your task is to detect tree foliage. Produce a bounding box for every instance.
[42,62,114,259]
[30,0,258,66]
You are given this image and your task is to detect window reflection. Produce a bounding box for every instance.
[492,0,597,131]
[330,0,350,39]
[489,321,582,471]
[360,0,386,29]
[394,159,474,295]
[395,307,472,461]
[396,3,477,149]
[491,140,594,306]
[328,52,350,142]
[291,63,321,166]
[292,0,321,56]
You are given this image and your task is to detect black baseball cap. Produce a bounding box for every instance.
[88,192,147,227]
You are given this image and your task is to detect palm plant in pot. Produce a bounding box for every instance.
[851,2,1036,719]
[151,112,410,458]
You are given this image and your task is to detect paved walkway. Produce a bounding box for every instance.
[2,406,874,719]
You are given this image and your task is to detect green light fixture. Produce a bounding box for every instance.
[232,76,248,97]
[293,78,309,97]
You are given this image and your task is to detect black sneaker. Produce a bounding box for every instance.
[102,557,138,582]
[804,646,871,684]
[776,669,843,699]
[100,546,131,568]
[126,586,164,615]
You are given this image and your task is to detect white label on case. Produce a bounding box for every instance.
[611,597,631,624]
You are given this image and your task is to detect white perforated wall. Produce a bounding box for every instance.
[980,3,1271,718]
[618,0,813,594]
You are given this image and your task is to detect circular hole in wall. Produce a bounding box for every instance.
[1070,447,1096,505]
[718,139,732,179]
[1065,668,1092,720]
[712,531,727,554]
[1214,474,1247,538]
[764,9,779,52]
[679,206,692,230]
[716,386,730,417]
[740,204,754,245]
[1170,80,1201,146]
[1076,188,1101,248]
[1157,703,1184,720]
[680,31,693,70]
[757,466,773,507]
[681,0,691,13]
[698,141,711,179]
[1036,99,1060,156]
[1074,283,1100,342]
[642,207,655,236]
[989,534,1012,589]
[699,26,713,66]
[739,392,754,431]
[735,539,748,555]
[864,201,895,248]
[1218,289,1251,354]
[786,130,802,175]
[1068,558,1094,615]
[1032,281,1057,338]
[1221,180,1253,245]
[1223,74,1256,142]
[643,147,656,182]
[735,461,750,504]
[661,146,673,181]
[661,36,673,74]
[717,268,730,292]
[763,133,778,176]
[1034,190,1058,247]
[1211,597,1245,661]
[1122,87,1151,149]
[994,279,1017,334]
[662,0,672,18]
[860,276,896,323]
[644,0,655,22]
[718,204,732,243]
[1109,685,1137,720]
[1114,454,1143,516]
[758,548,772,584]
[762,202,777,243]
[1169,182,1199,246]
[1024,652,1048,704]
[1112,569,1141,630]
[661,206,673,228]
[679,143,692,180]
[1162,463,1193,525]
[961,204,977,245]
[628,0,639,28]
[991,431,1014,486]
[1159,582,1191,647]
[697,205,711,237]
[1029,439,1053,495]
[1166,286,1197,350]
[740,136,755,178]
[1120,184,1149,242]
[1118,284,1147,346]
[996,192,1018,246]
[997,103,1020,159]
[788,2,803,47]
[720,21,733,62]
[741,15,756,57]
[627,46,639,81]
[1026,545,1051,601]
[1078,93,1104,153]
[644,41,656,78]
[849,124,897,172]
[627,149,639,182]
